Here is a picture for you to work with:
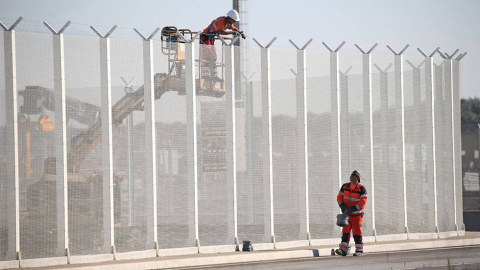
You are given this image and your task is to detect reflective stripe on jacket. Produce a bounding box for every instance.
[203,16,234,37]
[337,182,367,216]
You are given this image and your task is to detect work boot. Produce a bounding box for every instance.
[335,248,347,256]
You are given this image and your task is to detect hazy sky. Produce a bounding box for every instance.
[1,0,479,98]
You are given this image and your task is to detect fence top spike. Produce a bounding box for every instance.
[252,37,265,48]
[133,28,147,40]
[90,26,103,38]
[265,37,277,48]
[355,43,377,54]
[105,25,118,38]
[456,52,467,61]
[289,39,300,50]
[417,48,428,58]
[354,44,366,54]
[342,66,353,75]
[58,21,71,35]
[334,41,346,52]
[367,43,378,54]
[429,47,440,58]
[399,44,410,55]
[43,20,70,35]
[43,21,57,35]
[290,38,313,50]
[0,17,23,31]
[301,38,313,50]
[406,60,416,69]
[147,27,160,40]
[386,45,397,55]
[447,48,460,59]
[322,42,333,52]
[437,51,447,59]
[2,17,23,31]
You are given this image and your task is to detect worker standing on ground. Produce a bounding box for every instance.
[335,170,368,256]
[200,9,245,79]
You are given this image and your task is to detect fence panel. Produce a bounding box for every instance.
[109,38,148,252]
[0,29,465,264]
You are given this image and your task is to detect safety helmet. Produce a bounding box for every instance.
[351,170,361,182]
[227,9,240,22]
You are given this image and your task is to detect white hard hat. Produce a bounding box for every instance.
[227,9,240,22]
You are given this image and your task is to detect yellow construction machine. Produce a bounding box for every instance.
[19,27,229,255]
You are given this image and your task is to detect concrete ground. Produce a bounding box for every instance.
[8,232,480,270]
[206,246,480,270]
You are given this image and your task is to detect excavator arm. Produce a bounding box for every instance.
[67,74,169,173]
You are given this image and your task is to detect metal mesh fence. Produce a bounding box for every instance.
[16,32,58,259]
[109,38,149,252]
[306,50,338,240]
[270,47,302,242]
[371,54,405,235]
[196,42,230,246]
[64,34,107,255]
[153,40,193,249]
[403,56,436,233]
[339,52,374,237]
[0,30,463,263]
[0,30,7,261]
[435,59,456,232]
[236,45,270,244]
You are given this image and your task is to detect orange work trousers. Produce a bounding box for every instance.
[339,214,364,254]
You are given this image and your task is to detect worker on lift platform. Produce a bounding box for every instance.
[200,9,246,79]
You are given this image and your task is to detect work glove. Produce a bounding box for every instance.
[339,203,347,214]
[346,206,357,215]
[235,31,246,39]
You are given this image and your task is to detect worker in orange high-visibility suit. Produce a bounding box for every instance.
[335,170,368,256]
[199,9,245,79]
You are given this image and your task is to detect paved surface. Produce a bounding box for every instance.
[198,246,480,270]
[7,232,480,270]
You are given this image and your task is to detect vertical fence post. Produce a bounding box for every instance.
[454,52,466,233]
[289,38,313,243]
[374,62,392,235]
[183,32,201,249]
[242,72,255,225]
[322,41,346,206]
[1,17,22,262]
[406,57,426,233]
[134,27,160,250]
[91,25,117,255]
[441,49,460,233]
[121,76,136,227]
[253,37,276,246]
[44,20,71,260]
[223,36,239,246]
[355,43,378,239]
[418,47,440,236]
[340,66,351,176]
[387,44,409,237]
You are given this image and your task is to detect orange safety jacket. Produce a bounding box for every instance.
[201,16,235,43]
[337,182,367,216]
